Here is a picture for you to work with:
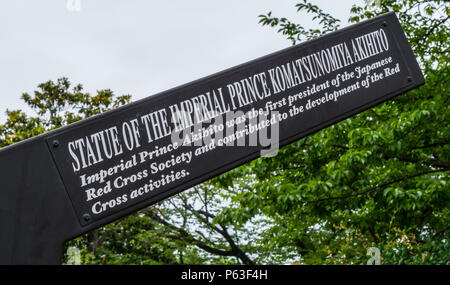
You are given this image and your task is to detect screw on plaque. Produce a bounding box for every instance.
[407,76,413,82]
[382,21,387,27]
[83,213,91,222]
[52,140,60,148]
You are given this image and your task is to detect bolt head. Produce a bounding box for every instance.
[83,213,91,222]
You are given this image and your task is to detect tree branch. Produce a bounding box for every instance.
[141,209,235,258]
[309,169,448,203]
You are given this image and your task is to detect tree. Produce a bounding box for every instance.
[213,0,449,264]
[0,77,130,147]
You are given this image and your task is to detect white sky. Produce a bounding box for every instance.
[0,0,362,122]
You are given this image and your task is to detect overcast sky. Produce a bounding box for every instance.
[0,0,362,122]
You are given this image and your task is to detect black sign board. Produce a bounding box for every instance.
[0,12,424,264]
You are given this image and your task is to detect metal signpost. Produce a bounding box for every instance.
[0,12,424,264]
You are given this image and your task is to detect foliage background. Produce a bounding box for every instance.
[1,0,448,265]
